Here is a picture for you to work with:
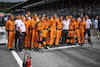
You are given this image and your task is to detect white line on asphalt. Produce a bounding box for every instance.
[11,50,23,67]
[48,45,80,50]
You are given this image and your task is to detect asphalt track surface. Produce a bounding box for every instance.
[0,34,100,67]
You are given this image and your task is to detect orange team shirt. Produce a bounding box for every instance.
[49,18,58,29]
[5,20,15,30]
[79,21,87,31]
[35,20,42,31]
[41,19,50,30]
[56,19,63,30]
[24,20,30,31]
[30,18,36,30]
[75,20,80,29]
[69,21,75,31]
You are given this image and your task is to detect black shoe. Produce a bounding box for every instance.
[78,43,81,45]
[50,45,53,48]
[73,43,76,45]
[38,49,43,53]
[70,43,72,45]
[44,46,48,49]
[10,48,15,50]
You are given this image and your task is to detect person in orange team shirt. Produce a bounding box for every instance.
[74,17,81,45]
[79,17,87,46]
[55,15,63,46]
[35,17,43,52]
[49,13,58,48]
[31,13,39,50]
[30,14,36,49]
[42,15,50,48]
[27,11,31,20]
[24,14,31,49]
[5,15,15,51]
[66,18,76,45]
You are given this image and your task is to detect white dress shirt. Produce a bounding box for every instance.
[85,19,92,29]
[62,20,70,30]
[37,18,39,21]
[17,20,26,32]
[4,17,8,22]
[15,19,19,31]
[28,17,31,20]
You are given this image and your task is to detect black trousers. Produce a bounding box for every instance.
[84,29,91,37]
[15,30,19,49]
[18,32,25,51]
[62,30,69,44]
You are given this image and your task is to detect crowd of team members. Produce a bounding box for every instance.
[5,11,93,52]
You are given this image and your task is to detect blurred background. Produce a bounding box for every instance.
[0,0,100,24]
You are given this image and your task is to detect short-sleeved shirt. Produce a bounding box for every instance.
[85,19,92,29]
[28,17,31,20]
[15,19,20,31]
[17,20,26,32]
[62,20,70,30]
[93,19,98,28]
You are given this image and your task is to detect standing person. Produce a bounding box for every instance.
[84,16,92,43]
[35,17,43,52]
[41,16,50,48]
[74,18,81,45]
[42,13,46,19]
[4,15,8,24]
[30,14,36,49]
[45,16,50,46]
[62,16,70,45]
[27,11,31,20]
[93,17,99,38]
[79,17,87,46]
[32,13,39,50]
[37,14,41,21]
[24,14,31,49]
[55,15,63,46]
[98,16,100,33]
[78,14,83,21]
[49,13,58,47]
[66,18,76,45]
[5,15,15,51]
[17,15,26,52]
[15,15,21,49]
